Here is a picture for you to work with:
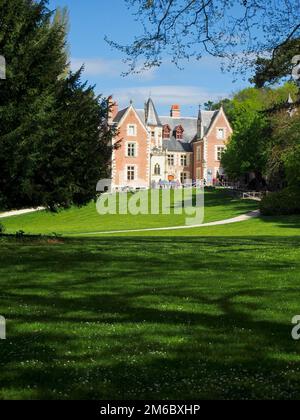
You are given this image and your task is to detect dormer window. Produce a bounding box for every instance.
[162,124,171,139]
[217,128,225,140]
[175,125,184,140]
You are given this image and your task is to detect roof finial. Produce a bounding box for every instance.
[287,93,297,117]
[198,104,202,119]
[130,99,133,105]
[287,93,294,104]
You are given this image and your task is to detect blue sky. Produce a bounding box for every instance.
[49,0,250,116]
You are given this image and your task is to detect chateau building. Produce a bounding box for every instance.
[108,97,233,190]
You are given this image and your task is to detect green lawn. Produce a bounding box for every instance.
[1,188,299,400]
[0,235,300,400]
[1,189,257,235]
[97,215,300,237]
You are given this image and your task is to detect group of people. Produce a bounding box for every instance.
[151,180,181,190]
[151,179,205,189]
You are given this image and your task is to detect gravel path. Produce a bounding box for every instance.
[79,210,261,235]
[0,207,45,219]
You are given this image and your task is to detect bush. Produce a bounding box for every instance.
[0,223,5,235]
[260,188,300,216]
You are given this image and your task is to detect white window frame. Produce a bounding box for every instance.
[215,145,226,161]
[167,154,174,166]
[181,154,187,167]
[217,128,225,140]
[180,172,189,184]
[126,165,136,181]
[126,141,137,158]
[127,124,137,137]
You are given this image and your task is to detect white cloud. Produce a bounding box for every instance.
[109,85,228,109]
[71,57,156,81]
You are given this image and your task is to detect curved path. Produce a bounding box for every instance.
[80,210,260,236]
[0,207,45,219]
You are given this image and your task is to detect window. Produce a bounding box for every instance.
[180,172,188,184]
[196,146,201,162]
[127,142,136,157]
[127,124,137,136]
[154,164,161,175]
[181,155,187,166]
[217,128,225,139]
[196,168,201,180]
[127,166,135,181]
[216,146,225,161]
[168,154,174,166]
[175,126,184,140]
[127,125,137,136]
[163,125,171,139]
[151,130,155,139]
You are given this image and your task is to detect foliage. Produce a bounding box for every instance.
[251,38,300,87]
[222,112,269,181]
[0,223,5,234]
[260,187,300,215]
[106,0,300,75]
[220,83,299,182]
[29,71,113,211]
[266,109,300,190]
[0,0,113,211]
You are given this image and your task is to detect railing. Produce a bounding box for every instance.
[242,191,266,201]
[218,181,243,190]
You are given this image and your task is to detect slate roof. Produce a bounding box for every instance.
[199,110,219,136]
[113,100,221,153]
[145,98,162,127]
[113,107,129,124]
[159,116,197,152]
[162,138,194,152]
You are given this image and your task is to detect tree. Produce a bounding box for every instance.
[0,0,113,210]
[106,0,300,75]
[266,111,300,190]
[203,101,214,111]
[251,38,300,87]
[220,83,298,184]
[221,111,269,183]
[25,70,113,211]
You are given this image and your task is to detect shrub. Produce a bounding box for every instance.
[0,223,5,234]
[15,230,25,239]
[260,188,300,216]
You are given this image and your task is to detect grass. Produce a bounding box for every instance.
[96,215,300,237]
[1,188,299,400]
[0,235,300,400]
[1,189,257,236]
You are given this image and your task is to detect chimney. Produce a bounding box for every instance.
[108,95,119,124]
[170,104,180,118]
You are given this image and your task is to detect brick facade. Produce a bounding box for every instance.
[110,98,232,190]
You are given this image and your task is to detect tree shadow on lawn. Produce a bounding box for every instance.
[260,215,300,230]
[0,236,300,399]
[172,188,256,212]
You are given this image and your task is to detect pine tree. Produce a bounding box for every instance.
[0,0,112,210]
